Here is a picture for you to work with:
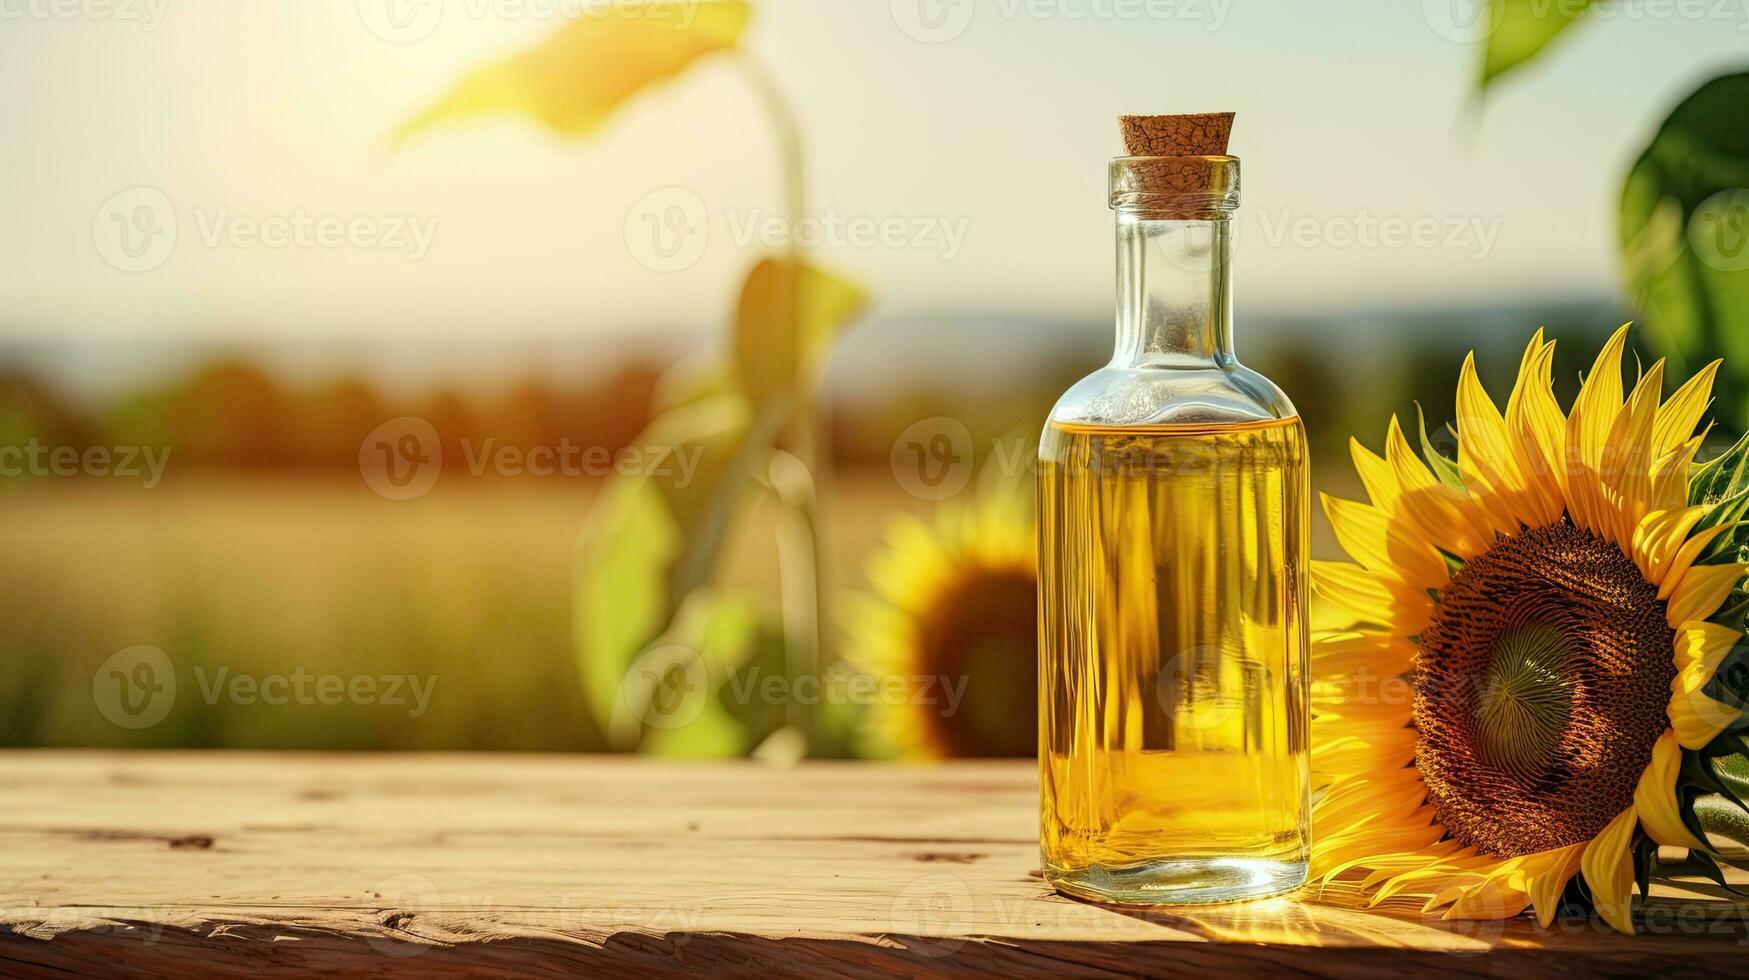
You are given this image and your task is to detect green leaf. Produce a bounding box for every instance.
[618,589,765,756]
[572,255,864,748]
[1713,752,1749,801]
[1479,0,1600,91]
[395,0,750,143]
[1649,846,1749,898]
[573,393,753,729]
[575,478,683,728]
[1691,432,1749,507]
[733,257,869,413]
[1622,73,1749,435]
[641,698,747,757]
[1695,794,1749,850]
[1414,402,1467,491]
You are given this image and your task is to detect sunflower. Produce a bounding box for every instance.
[1312,325,1749,934]
[844,478,1036,758]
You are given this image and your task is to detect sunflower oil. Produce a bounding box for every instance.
[1038,415,1310,903]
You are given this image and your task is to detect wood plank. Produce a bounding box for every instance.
[0,752,1745,977]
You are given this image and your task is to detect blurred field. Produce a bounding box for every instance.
[0,470,942,751]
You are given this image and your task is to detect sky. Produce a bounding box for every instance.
[1,0,1745,354]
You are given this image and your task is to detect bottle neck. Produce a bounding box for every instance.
[1112,213,1234,367]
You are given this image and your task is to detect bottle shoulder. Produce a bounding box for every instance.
[1046,360,1298,429]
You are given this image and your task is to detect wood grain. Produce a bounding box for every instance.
[1,752,1745,977]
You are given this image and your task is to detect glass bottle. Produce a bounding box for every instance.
[1037,136,1310,904]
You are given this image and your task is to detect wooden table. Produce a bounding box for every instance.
[1,752,1745,977]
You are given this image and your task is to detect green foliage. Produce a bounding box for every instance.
[1479,0,1599,91]
[1691,431,1749,566]
[393,2,874,756]
[1414,402,1467,491]
[575,478,685,727]
[394,1,750,143]
[1622,73,1749,434]
[1676,738,1749,848]
[734,257,868,412]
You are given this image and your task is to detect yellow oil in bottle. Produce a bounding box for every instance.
[1038,416,1310,904]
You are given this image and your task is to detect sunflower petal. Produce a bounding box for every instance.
[1633,730,1705,849]
[1350,438,1399,510]
[1580,806,1638,935]
[1310,730,1417,780]
[1631,506,1708,585]
[1310,629,1417,679]
[1311,560,1435,633]
[1669,687,1742,749]
[1566,325,1630,537]
[1522,843,1586,928]
[1440,874,1530,921]
[1456,352,1530,534]
[1322,494,1449,589]
[1653,359,1721,458]
[1506,335,1568,525]
[1381,417,1494,559]
[1311,769,1428,830]
[1669,623,1744,747]
[1656,523,1738,599]
[1652,430,1709,514]
[1600,361,1664,548]
[1664,562,1747,627]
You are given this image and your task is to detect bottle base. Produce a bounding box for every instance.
[1045,857,1307,906]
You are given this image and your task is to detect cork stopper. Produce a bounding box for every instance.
[1111,112,1239,218]
[1119,113,1234,156]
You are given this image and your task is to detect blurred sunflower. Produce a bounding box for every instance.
[1312,325,1749,933]
[845,478,1036,758]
